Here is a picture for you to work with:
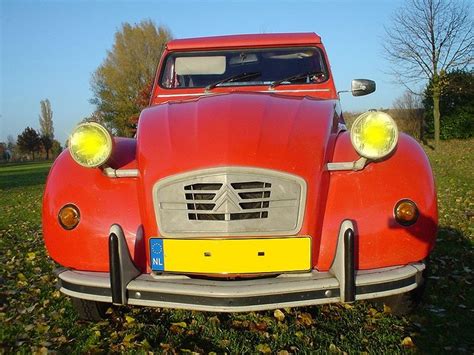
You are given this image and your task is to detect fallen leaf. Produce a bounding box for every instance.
[255,322,268,331]
[171,321,187,328]
[219,339,230,347]
[36,324,50,334]
[274,309,285,322]
[256,343,271,354]
[208,316,220,326]
[160,343,172,351]
[401,336,415,348]
[329,343,338,352]
[298,312,313,326]
[368,308,378,316]
[123,333,137,343]
[26,304,37,313]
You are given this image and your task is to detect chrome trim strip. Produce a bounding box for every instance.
[326,157,368,171]
[103,167,139,178]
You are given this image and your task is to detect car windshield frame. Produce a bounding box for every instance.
[158,46,329,90]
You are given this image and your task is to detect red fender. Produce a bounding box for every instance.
[42,138,145,272]
[318,132,437,270]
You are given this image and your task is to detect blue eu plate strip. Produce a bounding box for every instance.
[150,239,164,271]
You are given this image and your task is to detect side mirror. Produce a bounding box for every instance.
[351,79,376,97]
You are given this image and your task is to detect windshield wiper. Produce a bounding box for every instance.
[205,71,262,92]
[269,71,324,89]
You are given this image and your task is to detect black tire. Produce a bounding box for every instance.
[378,263,428,316]
[71,297,111,321]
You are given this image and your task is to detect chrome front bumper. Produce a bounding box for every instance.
[56,221,425,312]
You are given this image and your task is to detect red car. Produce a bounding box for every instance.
[42,33,437,320]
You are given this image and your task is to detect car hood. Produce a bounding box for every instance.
[137,92,335,174]
[136,92,337,235]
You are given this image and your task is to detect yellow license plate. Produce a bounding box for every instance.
[154,237,311,274]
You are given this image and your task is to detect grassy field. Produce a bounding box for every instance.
[1,141,473,353]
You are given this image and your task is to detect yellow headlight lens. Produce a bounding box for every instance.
[68,122,113,167]
[350,111,398,160]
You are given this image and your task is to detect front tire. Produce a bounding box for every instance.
[71,297,111,321]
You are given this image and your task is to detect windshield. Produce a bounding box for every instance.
[160,47,328,89]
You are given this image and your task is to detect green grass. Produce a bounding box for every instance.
[1,141,473,353]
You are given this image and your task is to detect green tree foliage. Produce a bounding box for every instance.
[91,20,172,137]
[17,127,41,160]
[80,110,106,125]
[40,135,53,160]
[424,70,474,139]
[0,143,6,161]
[51,139,63,157]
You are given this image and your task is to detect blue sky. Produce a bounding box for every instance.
[1,0,410,144]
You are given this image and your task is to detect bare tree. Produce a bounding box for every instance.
[7,135,15,150]
[384,0,473,149]
[39,99,54,138]
[39,99,54,159]
[392,91,425,140]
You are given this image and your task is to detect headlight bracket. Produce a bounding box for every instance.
[327,157,368,172]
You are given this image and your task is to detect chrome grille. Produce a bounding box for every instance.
[153,167,306,237]
[185,181,272,221]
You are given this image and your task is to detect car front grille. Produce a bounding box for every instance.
[185,181,272,221]
[153,167,306,237]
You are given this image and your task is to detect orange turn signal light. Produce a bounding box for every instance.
[58,204,80,230]
[394,199,418,226]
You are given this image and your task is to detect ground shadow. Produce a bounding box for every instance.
[411,226,473,352]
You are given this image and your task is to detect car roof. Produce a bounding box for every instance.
[166,33,322,51]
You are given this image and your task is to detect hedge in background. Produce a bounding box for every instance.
[424,70,474,140]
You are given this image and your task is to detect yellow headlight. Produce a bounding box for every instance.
[350,111,398,160]
[68,122,113,167]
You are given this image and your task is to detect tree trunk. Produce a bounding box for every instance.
[420,115,425,144]
[433,86,441,150]
[46,149,49,160]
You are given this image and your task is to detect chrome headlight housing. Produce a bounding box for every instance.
[350,111,398,160]
[68,122,113,168]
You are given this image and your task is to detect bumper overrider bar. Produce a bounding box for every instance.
[56,221,426,312]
